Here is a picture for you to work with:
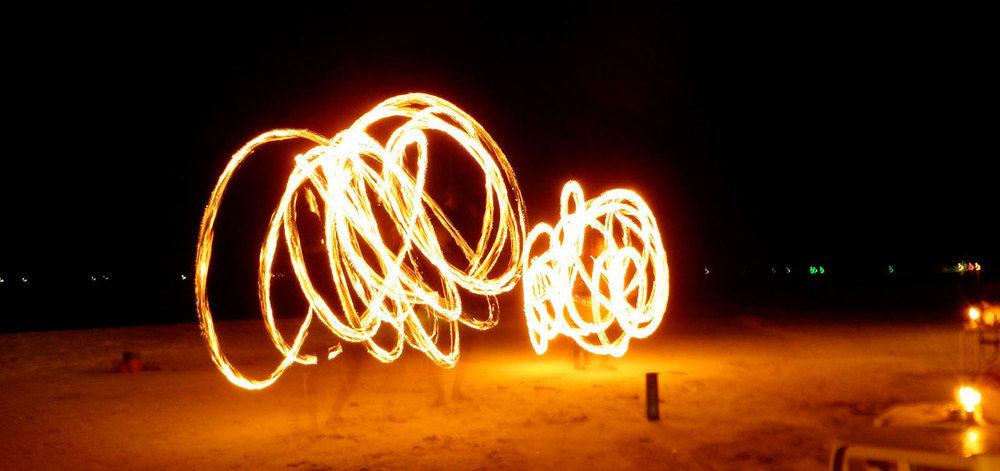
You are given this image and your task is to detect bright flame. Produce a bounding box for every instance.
[958,385,982,414]
[969,306,982,322]
[195,94,527,390]
[521,181,669,357]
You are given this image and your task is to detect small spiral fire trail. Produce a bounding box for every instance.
[195,94,526,390]
[522,181,669,357]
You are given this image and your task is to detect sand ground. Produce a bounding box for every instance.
[0,311,988,470]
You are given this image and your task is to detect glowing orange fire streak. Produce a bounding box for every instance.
[195,94,526,390]
[522,181,669,356]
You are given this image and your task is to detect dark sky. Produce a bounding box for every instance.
[2,3,995,318]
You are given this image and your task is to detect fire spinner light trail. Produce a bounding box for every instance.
[522,181,669,357]
[195,94,526,390]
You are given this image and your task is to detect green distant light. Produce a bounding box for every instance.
[888,265,895,275]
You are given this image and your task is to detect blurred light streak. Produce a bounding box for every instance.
[521,181,669,357]
[195,94,526,390]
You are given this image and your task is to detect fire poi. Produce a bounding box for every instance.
[195,94,669,390]
[195,94,527,389]
[521,181,669,357]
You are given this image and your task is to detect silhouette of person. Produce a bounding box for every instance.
[432,183,482,404]
[571,233,614,370]
[303,344,362,431]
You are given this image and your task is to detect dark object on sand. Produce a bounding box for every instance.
[646,372,660,421]
[114,351,143,374]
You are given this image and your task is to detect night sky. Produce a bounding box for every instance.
[2,4,994,329]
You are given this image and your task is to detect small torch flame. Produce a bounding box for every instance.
[958,386,982,414]
[968,306,982,323]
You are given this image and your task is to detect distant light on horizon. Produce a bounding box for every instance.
[949,260,983,274]
[807,265,826,275]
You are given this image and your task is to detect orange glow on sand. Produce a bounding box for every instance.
[963,427,983,457]
[195,94,527,390]
[521,181,669,357]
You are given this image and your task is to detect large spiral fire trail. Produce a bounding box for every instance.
[195,94,526,390]
[522,181,669,357]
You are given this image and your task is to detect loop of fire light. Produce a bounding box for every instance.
[521,181,669,357]
[195,94,527,390]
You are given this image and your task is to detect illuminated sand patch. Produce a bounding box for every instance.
[522,181,669,356]
[195,94,526,389]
